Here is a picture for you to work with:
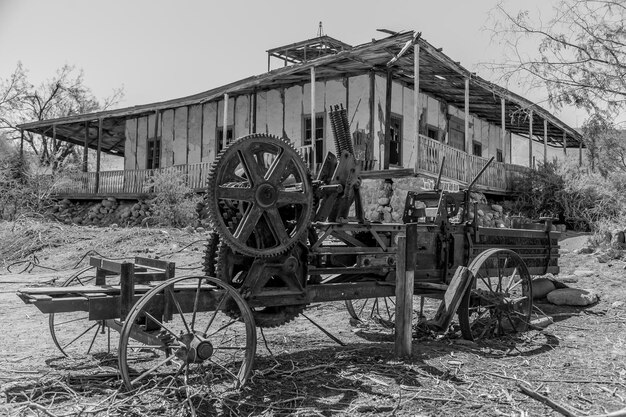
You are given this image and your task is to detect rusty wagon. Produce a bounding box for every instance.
[17,106,559,395]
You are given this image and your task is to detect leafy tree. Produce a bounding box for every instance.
[489,0,626,116]
[581,113,626,175]
[0,63,123,169]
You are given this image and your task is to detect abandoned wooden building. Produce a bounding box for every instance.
[18,30,584,199]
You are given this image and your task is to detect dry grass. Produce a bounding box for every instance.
[1,222,625,416]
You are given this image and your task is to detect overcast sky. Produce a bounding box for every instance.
[0,0,587,127]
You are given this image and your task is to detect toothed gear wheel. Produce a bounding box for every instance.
[206,134,314,258]
[202,231,220,277]
[215,239,308,328]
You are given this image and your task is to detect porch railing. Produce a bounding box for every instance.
[416,135,528,191]
[53,162,213,196]
[53,139,529,197]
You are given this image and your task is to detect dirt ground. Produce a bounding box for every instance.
[0,220,625,416]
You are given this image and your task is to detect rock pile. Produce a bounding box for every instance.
[458,198,510,228]
[48,198,158,227]
[85,197,119,225]
[49,199,89,224]
[365,180,400,223]
[121,200,155,227]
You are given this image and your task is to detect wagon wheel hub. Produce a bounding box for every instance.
[194,340,215,361]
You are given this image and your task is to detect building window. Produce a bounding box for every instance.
[303,114,325,166]
[147,138,161,169]
[448,116,465,151]
[216,126,234,153]
[496,149,503,163]
[426,125,439,141]
[472,141,482,157]
[389,114,403,166]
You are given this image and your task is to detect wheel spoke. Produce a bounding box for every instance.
[238,149,265,186]
[509,277,523,292]
[143,311,179,341]
[357,300,369,317]
[166,287,192,335]
[276,189,309,205]
[86,322,101,354]
[63,322,99,350]
[505,267,519,292]
[202,291,230,336]
[383,298,393,320]
[478,273,499,297]
[191,278,202,331]
[130,353,180,385]
[267,149,292,185]
[207,318,239,338]
[216,186,254,202]
[370,298,379,318]
[234,205,263,243]
[207,357,240,382]
[264,207,289,242]
[56,316,89,326]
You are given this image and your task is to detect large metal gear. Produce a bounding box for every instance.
[206,134,314,258]
[202,233,308,327]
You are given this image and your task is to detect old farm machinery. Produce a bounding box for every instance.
[17,105,559,394]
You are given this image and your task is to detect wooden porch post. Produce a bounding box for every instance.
[251,90,257,134]
[222,93,229,150]
[52,124,57,164]
[501,97,506,160]
[96,118,102,194]
[20,129,24,158]
[383,68,393,170]
[563,131,567,156]
[83,121,89,172]
[152,110,159,168]
[579,140,583,166]
[543,119,548,165]
[369,70,375,168]
[414,44,421,173]
[464,77,470,153]
[528,111,533,168]
[310,67,316,171]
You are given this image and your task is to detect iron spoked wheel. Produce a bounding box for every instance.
[345,297,396,328]
[345,296,430,329]
[206,134,313,258]
[118,276,257,394]
[49,267,120,358]
[458,249,533,341]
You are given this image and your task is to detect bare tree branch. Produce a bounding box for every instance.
[486,0,626,116]
[0,63,124,170]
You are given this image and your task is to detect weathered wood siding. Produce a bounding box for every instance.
[234,96,250,138]
[284,85,302,144]
[123,73,514,171]
[136,116,148,170]
[202,102,217,161]
[173,107,188,165]
[161,109,174,167]
[187,104,202,164]
[124,118,137,170]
